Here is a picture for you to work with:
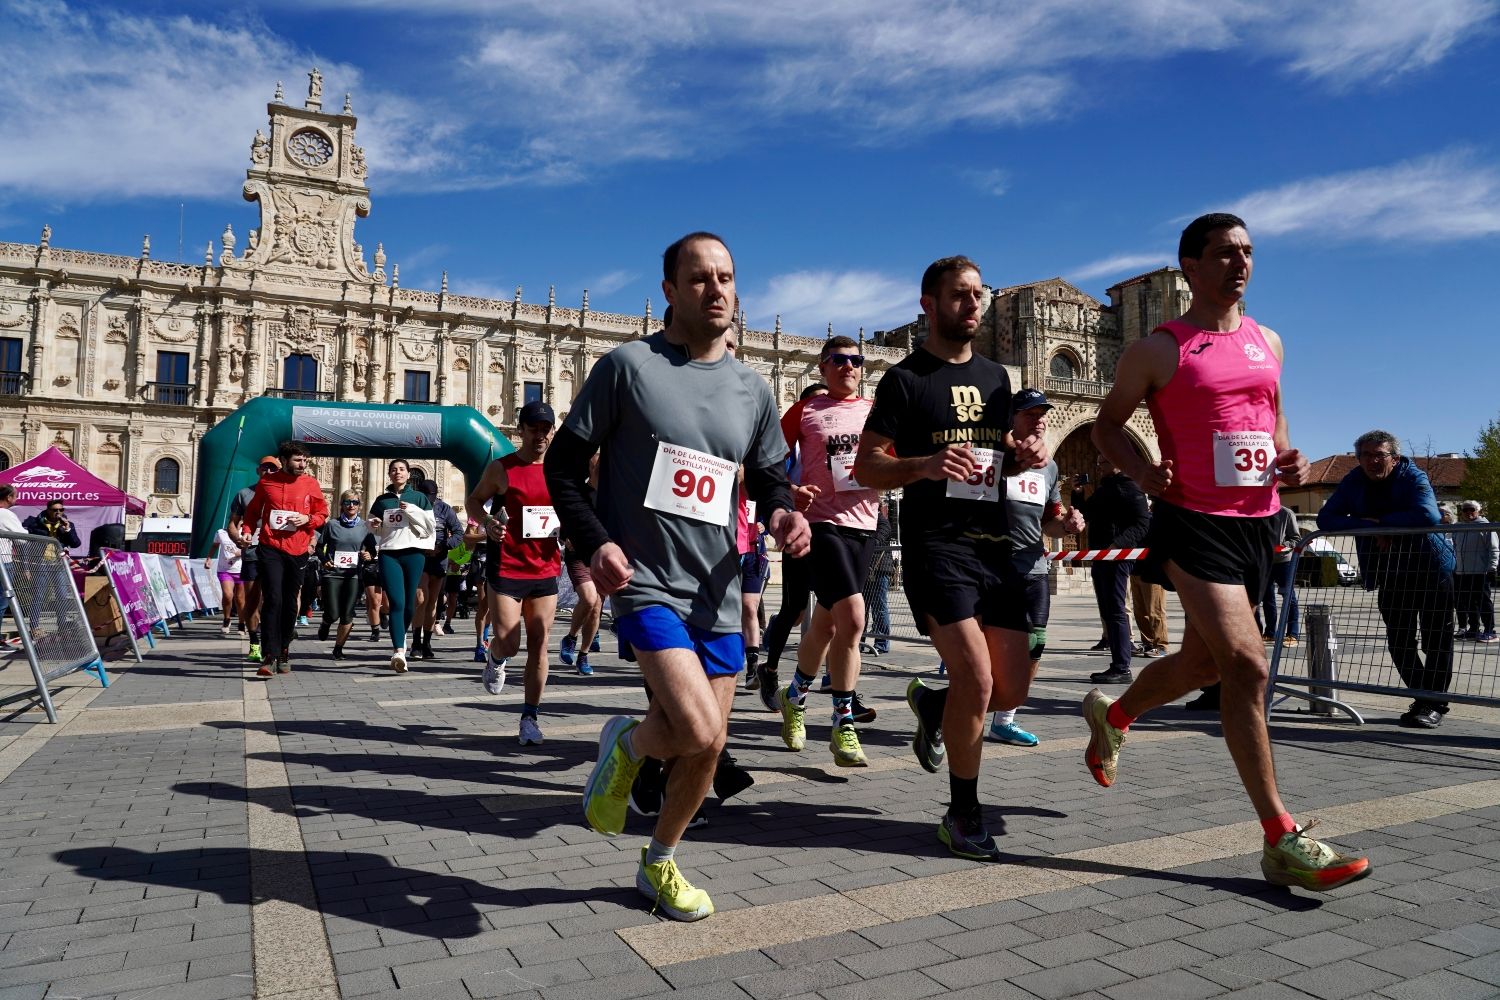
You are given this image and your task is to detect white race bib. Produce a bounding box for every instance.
[1006,470,1046,505]
[1213,431,1275,487]
[830,453,864,493]
[333,551,358,569]
[522,505,559,539]
[744,501,757,527]
[945,447,1001,502]
[644,442,736,526]
[383,507,406,528]
[268,509,297,531]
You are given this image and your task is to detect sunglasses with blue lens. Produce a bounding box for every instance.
[824,354,864,368]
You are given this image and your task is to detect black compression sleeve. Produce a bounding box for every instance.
[542,427,610,563]
[744,460,794,519]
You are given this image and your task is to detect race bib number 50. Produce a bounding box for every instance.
[1213,430,1275,487]
[946,447,1000,503]
[644,442,736,526]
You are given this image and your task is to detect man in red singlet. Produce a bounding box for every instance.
[1086,213,1370,892]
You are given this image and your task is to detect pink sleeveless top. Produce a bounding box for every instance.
[1145,317,1282,518]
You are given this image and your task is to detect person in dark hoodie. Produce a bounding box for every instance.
[1318,430,1455,728]
[1080,453,1151,685]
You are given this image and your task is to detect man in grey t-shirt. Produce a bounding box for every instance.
[545,232,809,922]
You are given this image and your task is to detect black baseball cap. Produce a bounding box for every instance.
[518,400,555,426]
[1013,388,1052,412]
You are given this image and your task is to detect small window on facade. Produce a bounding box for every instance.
[0,451,10,472]
[523,381,543,405]
[404,370,431,402]
[284,354,319,397]
[1049,353,1077,379]
[154,458,181,495]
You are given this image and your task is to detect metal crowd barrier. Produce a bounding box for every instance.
[0,531,108,723]
[1268,523,1499,724]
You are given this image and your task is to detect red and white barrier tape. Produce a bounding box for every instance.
[1048,545,1290,562]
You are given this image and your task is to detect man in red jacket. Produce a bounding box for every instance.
[243,440,328,676]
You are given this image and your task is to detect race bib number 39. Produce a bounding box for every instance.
[644,442,736,526]
[1213,430,1276,487]
[946,447,1000,503]
[522,505,559,539]
[1005,470,1046,505]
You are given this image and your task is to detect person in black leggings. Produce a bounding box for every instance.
[318,490,378,658]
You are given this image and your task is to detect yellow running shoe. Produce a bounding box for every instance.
[1262,821,1371,892]
[582,716,642,836]
[1083,687,1126,788]
[830,723,868,767]
[777,687,806,751]
[636,848,714,921]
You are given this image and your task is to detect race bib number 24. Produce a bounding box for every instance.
[644,442,736,526]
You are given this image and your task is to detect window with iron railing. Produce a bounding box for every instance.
[402,370,431,405]
[280,353,322,400]
[154,458,181,495]
[0,338,25,396]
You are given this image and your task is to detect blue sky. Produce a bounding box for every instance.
[2,0,1497,463]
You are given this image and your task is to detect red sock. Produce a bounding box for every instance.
[1105,701,1135,731]
[1260,812,1297,845]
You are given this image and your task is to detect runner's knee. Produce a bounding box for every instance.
[1028,626,1046,661]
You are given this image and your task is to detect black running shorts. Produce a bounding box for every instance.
[1021,573,1050,631]
[903,538,1028,634]
[809,522,876,609]
[1138,500,1274,604]
[487,575,560,602]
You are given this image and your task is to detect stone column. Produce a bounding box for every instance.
[27,286,50,392]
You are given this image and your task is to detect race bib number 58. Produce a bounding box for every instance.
[946,447,1000,503]
[1213,430,1275,487]
[644,442,736,526]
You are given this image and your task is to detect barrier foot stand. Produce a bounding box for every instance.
[1270,684,1364,725]
[155,620,171,638]
[83,658,110,688]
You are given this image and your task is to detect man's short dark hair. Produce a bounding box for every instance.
[662,232,731,284]
[0,485,14,504]
[820,335,859,362]
[1178,213,1247,263]
[799,383,829,400]
[920,256,981,298]
[278,439,311,463]
[45,496,63,509]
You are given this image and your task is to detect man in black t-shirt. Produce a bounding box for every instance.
[854,255,1049,862]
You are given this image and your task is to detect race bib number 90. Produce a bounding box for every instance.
[644,442,736,526]
[522,505,559,539]
[1005,470,1046,505]
[946,447,1000,503]
[1213,430,1276,487]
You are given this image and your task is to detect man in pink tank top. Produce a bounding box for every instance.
[1084,213,1370,893]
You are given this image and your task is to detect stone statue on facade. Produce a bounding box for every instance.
[251,129,270,165]
[308,68,323,104]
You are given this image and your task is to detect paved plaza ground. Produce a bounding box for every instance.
[0,590,1498,1000]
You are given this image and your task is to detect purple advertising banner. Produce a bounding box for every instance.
[101,549,161,641]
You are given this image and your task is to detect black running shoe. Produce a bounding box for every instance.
[756,664,779,713]
[851,692,877,724]
[712,753,755,801]
[906,678,945,773]
[939,807,1002,862]
[628,768,663,818]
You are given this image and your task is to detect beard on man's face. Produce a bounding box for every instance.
[932,314,977,342]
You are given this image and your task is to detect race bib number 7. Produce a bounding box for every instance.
[1213,430,1276,487]
[946,447,1000,502]
[644,442,736,526]
[522,505,559,539]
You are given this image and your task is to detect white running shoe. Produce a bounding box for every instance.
[518,716,544,745]
[390,649,408,673]
[482,649,507,695]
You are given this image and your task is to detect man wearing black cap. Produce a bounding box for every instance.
[465,399,564,747]
[229,455,282,663]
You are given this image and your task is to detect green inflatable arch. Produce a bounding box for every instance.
[191,397,515,557]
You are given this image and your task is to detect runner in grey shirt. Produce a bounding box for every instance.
[545,232,810,922]
[989,389,1085,747]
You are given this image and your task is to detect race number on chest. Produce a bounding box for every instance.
[383,506,406,528]
[644,442,736,526]
[522,505,559,539]
[333,551,358,569]
[1213,431,1275,487]
[946,447,1001,503]
[1005,470,1046,505]
[268,509,297,531]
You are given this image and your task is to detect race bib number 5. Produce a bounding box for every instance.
[522,505,559,539]
[1005,470,1046,505]
[644,442,736,526]
[268,509,297,531]
[1213,430,1276,487]
[946,447,1000,502]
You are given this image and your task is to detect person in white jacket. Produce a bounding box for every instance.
[368,460,435,672]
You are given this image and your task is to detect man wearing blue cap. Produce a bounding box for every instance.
[989,389,1085,745]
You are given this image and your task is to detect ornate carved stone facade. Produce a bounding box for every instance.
[0,74,908,522]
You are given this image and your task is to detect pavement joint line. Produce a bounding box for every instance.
[616,773,1500,968]
[0,669,118,783]
[243,679,341,999]
[377,683,646,708]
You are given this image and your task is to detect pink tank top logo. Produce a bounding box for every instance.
[1145,317,1282,518]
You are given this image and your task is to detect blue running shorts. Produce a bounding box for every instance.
[615,605,745,677]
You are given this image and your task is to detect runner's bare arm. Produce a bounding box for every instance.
[1094,334,1177,496]
[542,426,619,573]
[853,430,974,489]
[464,458,510,540]
[744,459,810,558]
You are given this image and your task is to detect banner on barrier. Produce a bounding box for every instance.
[160,554,199,614]
[169,557,203,612]
[100,549,160,640]
[291,405,442,449]
[188,561,221,612]
[140,554,182,618]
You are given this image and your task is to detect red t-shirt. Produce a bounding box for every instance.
[492,454,561,579]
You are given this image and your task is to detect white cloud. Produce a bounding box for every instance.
[1227,149,1500,242]
[585,269,638,297]
[962,168,1010,198]
[1276,0,1497,83]
[1067,253,1174,283]
[748,270,914,338]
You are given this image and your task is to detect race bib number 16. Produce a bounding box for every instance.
[1005,470,1046,505]
[1213,430,1275,487]
[946,447,1000,503]
[644,442,737,526]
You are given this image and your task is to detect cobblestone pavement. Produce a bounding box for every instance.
[0,592,1498,1000]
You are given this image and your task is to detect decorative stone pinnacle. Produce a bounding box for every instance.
[204,241,214,265]
[374,242,386,267]
[274,80,284,101]
[827,322,833,336]
[774,314,782,335]
[343,93,353,115]
[548,285,555,307]
[644,297,651,318]
[141,235,151,259]
[39,224,50,249]
[514,286,522,302]
[220,224,236,251]
[581,289,589,310]
[440,271,448,294]
[391,264,400,288]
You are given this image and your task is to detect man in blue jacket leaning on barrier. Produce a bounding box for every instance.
[1317,429,1455,728]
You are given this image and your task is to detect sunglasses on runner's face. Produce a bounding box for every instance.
[825,354,864,368]
[342,500,360,506]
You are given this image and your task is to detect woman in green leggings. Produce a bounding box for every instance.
[368,460,435,672]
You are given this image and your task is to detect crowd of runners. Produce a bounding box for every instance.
[206,216,1373,923]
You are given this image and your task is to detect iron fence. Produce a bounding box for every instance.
[0,531,108,722]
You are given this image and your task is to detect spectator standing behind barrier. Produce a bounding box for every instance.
[1258,506,1301,646]
[24,498,81,550]
[0,485,24,633]
[1080,455,1151,684]
[861,501,894,657]
[1454,500,1498,643]
[1317,430,1455,729]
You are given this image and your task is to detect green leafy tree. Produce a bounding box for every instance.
[1460,413,1500,517]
